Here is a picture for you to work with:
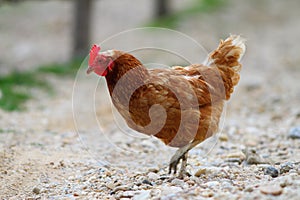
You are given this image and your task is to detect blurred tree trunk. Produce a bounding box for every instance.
[154,0,170,18]
[73,0,92,59]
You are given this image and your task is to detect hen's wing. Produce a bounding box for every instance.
[171,64,232,103]
[125,66,227,147]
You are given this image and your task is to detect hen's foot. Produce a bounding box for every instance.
[169,152,188,176]
[168,140,201,176]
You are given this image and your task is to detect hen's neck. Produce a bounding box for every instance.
[105,52,149,95]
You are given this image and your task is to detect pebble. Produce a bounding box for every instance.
[243,148,271,165]
[288,126,300,139]
[225,151,246,164]
[148,167,159,173]
[204,181,220,188]
[160,186,182,196]
[122,191,135,197]
[133,190,151,200]
[194,168,206,177]
[264,166,279,178]
[201,190,214,198]
[142,179,153,186]
[171,178,185,187]
[278,176,293,188]
[32,187,40,194]
[226,151,246,160]
[106,182,115,190]
[221,181,233,190]
[280,162,294,174]
[73,192,79,197]
[260,185,283,196]
[244,186,254,192]
[225,158,243,164]
[147,172,159,181]
[219,134,228,141]
[112,185,131,194]
[194,166,222,177]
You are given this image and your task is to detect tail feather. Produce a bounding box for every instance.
[204,35,246,86]
[206,35,246,69]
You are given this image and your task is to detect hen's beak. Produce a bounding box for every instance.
[86,66,94,74]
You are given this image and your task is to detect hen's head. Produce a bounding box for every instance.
[87,44,115,76]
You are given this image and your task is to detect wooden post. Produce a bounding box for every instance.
[154,0,170,18]
[73,0,92,59]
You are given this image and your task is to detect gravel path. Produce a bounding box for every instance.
[1,0,300,199]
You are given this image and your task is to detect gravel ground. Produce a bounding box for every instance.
[1,0,300,199]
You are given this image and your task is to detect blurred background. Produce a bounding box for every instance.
[0,0,299,112]
[0,0,300,198]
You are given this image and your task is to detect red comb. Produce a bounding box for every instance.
[89,44,101,65]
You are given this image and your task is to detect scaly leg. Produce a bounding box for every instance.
[169,140,201,176]
[178,153,188,178]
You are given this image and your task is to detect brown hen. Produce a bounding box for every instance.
[87,35,246,177]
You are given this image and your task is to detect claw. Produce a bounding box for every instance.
[168,153,185,175]
[168,140,201,176]
[168,158,179,174]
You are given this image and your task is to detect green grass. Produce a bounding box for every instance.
[37,59,82,76]
[0,71,48,111]
[147,0,226,28]
[0,59,83,111]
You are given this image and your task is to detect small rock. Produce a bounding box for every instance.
[112,185,131,194]
[147,172,159,181]
[171,178,185,187]
[226,151,246,160]
[201,190,214,197]
[148,167,159,173]
[279,177,293,188]
[221,181,233,190]
[225,151,246,164]
[204,181,220,188]
[122,191,135,197]
[280,162,294,174]
[194,166,222,177]
[186,180,195,185]
[288,127,300,139]
[243,148,272,165]
[244,186,253,192]
[225,158,242,164]
[219,134,228,141]
[160,186,182,196]
[24,197,35,200]
[264,166,279,178]
[105,170,112,176]
[194,168,206,177]
[106,182,115,190]
[277,150,288,156]
[142,179,152,186]
[288,169,298,176]
[32,187,40,194]
[159,175,170,180]
[260,185,283,196]
[133,190,151,200]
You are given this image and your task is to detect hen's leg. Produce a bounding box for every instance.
[178,153,188,178]
[168,140,201,176]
